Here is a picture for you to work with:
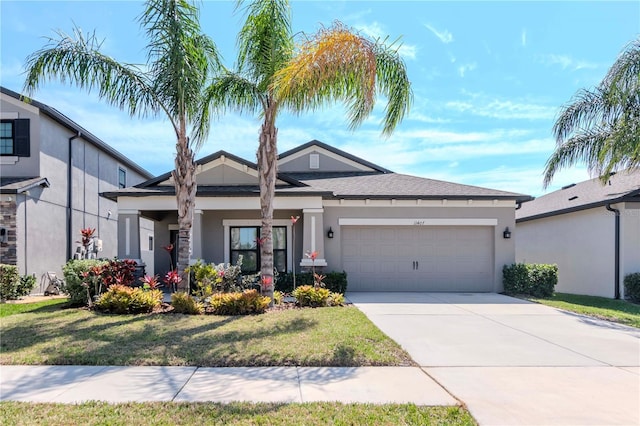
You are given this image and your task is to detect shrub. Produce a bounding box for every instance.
[100,259,137,288]
[273,290,284,305]
[276,271,348,294]
[327,291,345,307]
[17,274,37,297]
[209,289,270,315]
[94,284,162,314]
[189,258,245,294]
[171,292,204,315]
[624,273,640,302]
[0,265,34,300]
[292,285,331,307]
[503,263,558,298]
[63,259,109,306]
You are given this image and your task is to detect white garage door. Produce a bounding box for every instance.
[342,226,494,292]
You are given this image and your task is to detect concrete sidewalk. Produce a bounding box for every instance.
[0,365,458,405]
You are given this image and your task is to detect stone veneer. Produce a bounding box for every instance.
[0,199,17,265]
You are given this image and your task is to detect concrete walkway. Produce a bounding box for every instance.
[0,365,457,405]
[348,292,640,426]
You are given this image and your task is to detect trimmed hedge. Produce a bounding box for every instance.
[503,263,558,298]
[276,271,348,294]
[0,264,36,300]
[624,273,640,302]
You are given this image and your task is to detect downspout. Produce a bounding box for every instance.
[605,203,620,299]
[67,131,81,261]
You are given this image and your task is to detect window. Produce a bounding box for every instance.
[148,236,154,251]
[0,119,30,157]
[230,226,287,273]
[118,167,127,189]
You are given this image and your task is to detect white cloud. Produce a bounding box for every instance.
[537,54,599,71]
[458,62,477,77]
[355,21,417,60]
[424,23,453,44]
[445,94,557,120]
[521,29,527,47]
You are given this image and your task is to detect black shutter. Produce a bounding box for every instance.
[14,119,30,157]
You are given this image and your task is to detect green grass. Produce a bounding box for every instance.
[0,299,69,318]
[529,293,640,328]
[0,402,475,426]
[0,304,413,367]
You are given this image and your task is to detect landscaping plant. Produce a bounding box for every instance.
[292,285,344,307]
[94,284,162,314]
[0,264,36,300]
[624,272,640,302]
[503,263,558,297]
[171,292,204,315]
[209,289,270,315]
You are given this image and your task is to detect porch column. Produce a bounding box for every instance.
[117,209,141,260]
[300,208,327,268]
[191,209,203,262]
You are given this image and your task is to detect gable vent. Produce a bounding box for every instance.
[309,153,320,169]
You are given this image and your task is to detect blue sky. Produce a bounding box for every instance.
[1,1,638,196]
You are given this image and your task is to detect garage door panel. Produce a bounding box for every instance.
[343,225,494,292]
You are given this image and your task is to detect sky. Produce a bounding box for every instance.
[1,0,638,196]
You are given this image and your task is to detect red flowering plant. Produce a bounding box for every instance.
[100,259,137,289]
[305,251,325,288]
[164,270,182,293]
[76,227,96,259]
[140,274,162,290]
[261,275,273,291]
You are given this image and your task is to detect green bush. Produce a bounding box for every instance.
[63,259,109,306]
[188,258,244,295]
[276,271,348,293]
[327,291,345,307]
[94,284,162,314]
[273,290,284,305]
[503,263,558,298]
[292,285,330,307]
[0,265,37,300]
[624,273,640,302]
[171,292,204,315]
[209,289,270,315]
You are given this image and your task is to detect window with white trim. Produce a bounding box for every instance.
[230,226,287,273]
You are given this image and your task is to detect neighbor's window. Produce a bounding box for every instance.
[118,167,127,189]
[0,121,14,155]
[230,226,287,273]
[0,119,30,157]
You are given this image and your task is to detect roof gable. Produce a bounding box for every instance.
[278,140,391,174]
[139,151,300,188]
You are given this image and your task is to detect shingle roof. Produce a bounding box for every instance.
[286,172,531,200]
[0,177,50,193]
[516,169,640,222]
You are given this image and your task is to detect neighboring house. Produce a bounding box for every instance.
[0,86,153,292]
[516,170,640,299]
[103,140,530,292]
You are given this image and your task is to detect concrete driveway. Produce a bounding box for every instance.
[348,292,640,426]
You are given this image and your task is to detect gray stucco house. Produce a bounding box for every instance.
[516,170,640,299]
[104,140,531,292]
[0,87,153,291]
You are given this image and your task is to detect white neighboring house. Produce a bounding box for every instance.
[516,170,640,299]
[103,140,532,292]
[0,87,154,292]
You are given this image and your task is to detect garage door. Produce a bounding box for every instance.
[342,226,494,292]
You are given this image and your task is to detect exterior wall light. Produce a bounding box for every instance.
[327,227,334,239]
[503,227,511,239]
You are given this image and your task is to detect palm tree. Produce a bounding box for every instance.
[23,0,221,289]
[205,0,412,303]
[544,38,640,187]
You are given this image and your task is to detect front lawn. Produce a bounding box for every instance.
[529,293,640,328]
[0,304,413,366]
[0,299,69,318]
[0,402,476,426]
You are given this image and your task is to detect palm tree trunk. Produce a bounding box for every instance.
[173,124,196,293]
[258,102,278,305]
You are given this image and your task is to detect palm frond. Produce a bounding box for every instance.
[273,22,412,136]
[23,27,157,119]
[236,0,293,87]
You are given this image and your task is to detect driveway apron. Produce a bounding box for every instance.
[348,292,640,426]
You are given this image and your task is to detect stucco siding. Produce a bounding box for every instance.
[279,151,367,172]
[516,207,615,298]
[323,205,515,292]
[622,203,640,298]
[0,95,40,177]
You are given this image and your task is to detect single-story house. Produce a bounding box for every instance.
[516,170,640,299]
[103,140,531,292]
